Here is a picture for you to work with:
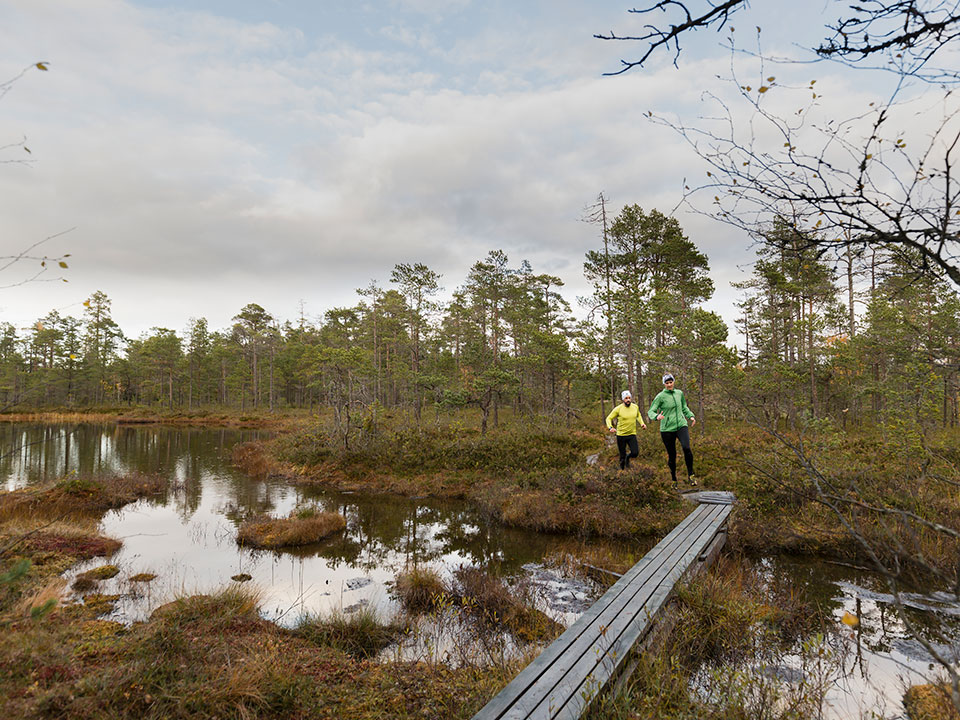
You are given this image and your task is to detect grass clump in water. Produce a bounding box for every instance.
[237,506,346,549]
[79,564,120,581]
[295,604,402,659]
[451,566,562,644]
[393,565,446,613]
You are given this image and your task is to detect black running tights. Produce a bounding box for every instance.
[660,426,694,481]
[616,434,639,469]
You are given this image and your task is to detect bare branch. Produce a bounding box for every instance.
[595,0,747,73]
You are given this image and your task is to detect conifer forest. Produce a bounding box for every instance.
[5,205,957,435]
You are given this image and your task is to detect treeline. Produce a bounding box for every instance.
[3,205,960,432]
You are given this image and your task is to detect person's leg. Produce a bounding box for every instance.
[617,435,628,469]
[660,431,678,482]
[625,435,639,468]
[677,426,694,476]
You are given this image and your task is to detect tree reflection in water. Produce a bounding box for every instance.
[4,423,616,626]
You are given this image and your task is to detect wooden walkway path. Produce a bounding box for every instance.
[473,493,735,720]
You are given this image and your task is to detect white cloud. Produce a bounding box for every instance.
[0,0,921,348]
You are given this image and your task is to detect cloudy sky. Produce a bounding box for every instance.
[0,0,885,343]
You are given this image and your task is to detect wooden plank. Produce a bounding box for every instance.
[690,491,736,505]
[611,517,730,698]
[539,506,732,719]
[523,506,732,720]
[501,505,730,719]
[472,500,734,720]
[472,505,715,720]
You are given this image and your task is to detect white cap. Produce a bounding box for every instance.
[662,373,675,384]
[621,390,632,400]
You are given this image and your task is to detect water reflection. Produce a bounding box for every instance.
[2,423,610,625]
[760,556,960,718]
[0,423,270,493]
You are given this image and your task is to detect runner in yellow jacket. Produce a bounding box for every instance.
[606,389,647,470]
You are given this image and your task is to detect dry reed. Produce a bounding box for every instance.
[237,508,346,549]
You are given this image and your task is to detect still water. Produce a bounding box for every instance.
[3,422,958,717]
[1,423,602,625]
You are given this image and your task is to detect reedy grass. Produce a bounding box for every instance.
[295,604,403,659]
[393,565,446,613]
[236,507,346,549]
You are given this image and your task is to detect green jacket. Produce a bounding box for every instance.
[648,389,694,432]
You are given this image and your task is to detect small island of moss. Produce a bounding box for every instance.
[237,507,346,549]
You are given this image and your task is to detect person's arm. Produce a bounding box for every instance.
[606,405,619,432]
[638,404,647,429]
[647,394,661,421]
[681,391,695,424]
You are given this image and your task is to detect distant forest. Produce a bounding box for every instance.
[4,205,959,431]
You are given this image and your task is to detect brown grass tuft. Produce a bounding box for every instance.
[13,577,65,618]
[80,564,120,580]
[237,507,346,549]
[129,573,157,583]
[393,565,446,613]
[232,441,270,478]
[904,684,960,720]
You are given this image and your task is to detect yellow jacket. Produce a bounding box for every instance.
[606,402,646,436]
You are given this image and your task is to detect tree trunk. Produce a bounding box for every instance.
[598,356,606,422]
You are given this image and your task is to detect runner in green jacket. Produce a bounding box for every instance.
[648,373,697,486]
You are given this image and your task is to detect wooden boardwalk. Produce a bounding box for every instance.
[473,494,734,720]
